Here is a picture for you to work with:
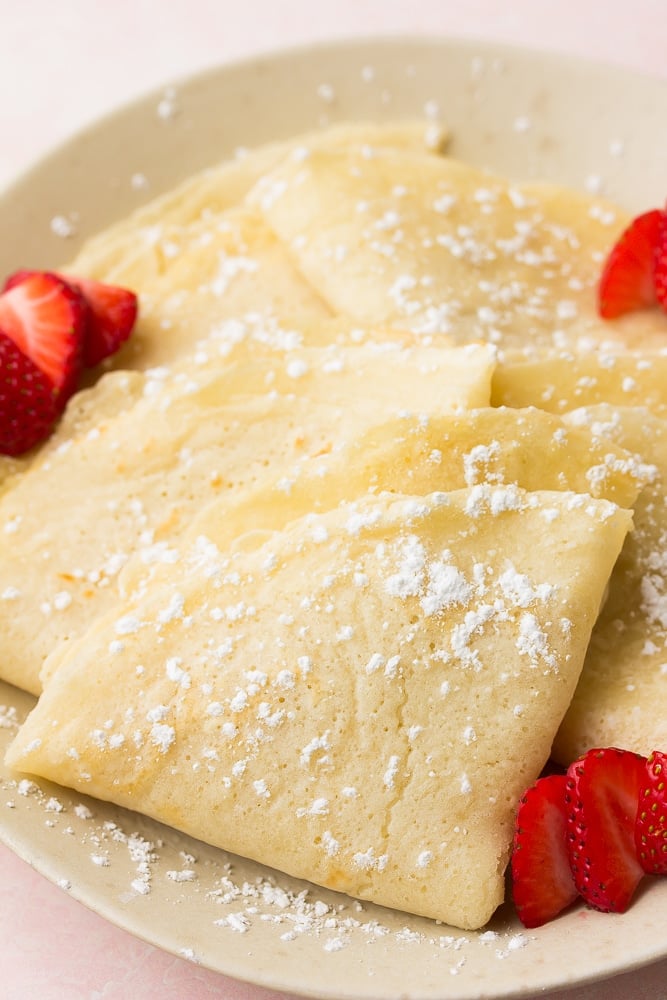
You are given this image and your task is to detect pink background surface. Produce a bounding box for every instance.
[1,2,666,997]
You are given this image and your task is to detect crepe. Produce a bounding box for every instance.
[76,205,335,373]
[34,402,643,693]
[131,404,644,563]
[6,488,632,930]
[71,120,447,373]
[0,124,446,486]
[554,405,667,762]
[251,147,667,356]
[74,118,449,273]
[0,341,495,695]
[492,351,667,418]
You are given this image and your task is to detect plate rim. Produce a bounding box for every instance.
[3,30,666,205]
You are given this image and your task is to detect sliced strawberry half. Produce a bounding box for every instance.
[566,747,647,913]
[62,274,137,367]
[598,209,663,319]
[512,773,578,928]
[654,212,667,313]
[635,750,667,874]
[0,271,84,402]
[4,270,138,368]
[0,332,59,455]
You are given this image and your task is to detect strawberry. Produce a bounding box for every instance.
[2,269,39,292]
[4,270,138,368]
[635,750,667,874]
[63,274,137,367]
[565,747,646,913]
[0,332,58,455]
[512,773,578,928]
[654,212,667,313]
[0,271,84,401]
[597,209,663,319]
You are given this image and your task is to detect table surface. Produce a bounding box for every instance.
[2,2,667,998]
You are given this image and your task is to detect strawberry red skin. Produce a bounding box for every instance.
[566,747,646,913]
[63,273,137,367]
[598,209,663,319]
[654,213,667,314]
[0,271,84,401]
[512,773,578,928]
[635,750,667,874]
[0,332,58,455]
[4,270,138,368]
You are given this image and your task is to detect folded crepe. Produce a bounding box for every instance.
[6,487,632,930]
[250,146,667,356]
[70,120,447,373]
[554,404,667,761]
[77,205,335,373]
[118,403,644,584]
[74,118,449,275]
[492,351,667,418]
[36,403,644,692]
[0,341,495,695]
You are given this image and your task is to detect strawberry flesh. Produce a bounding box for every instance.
[512,773,578,928]
[0,332,58,455]
[635,750,667,874]
[63,274,137,367]
[598,209,663,319]
[4,270,138,369]
[0,271,84,401]
[566,747,646,913]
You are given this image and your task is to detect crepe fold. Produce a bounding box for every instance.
[251,146,667,356]
[0,341,495,695]
[7,488,631,930]
[554,405,667,761]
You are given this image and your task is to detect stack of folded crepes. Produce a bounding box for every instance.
[3,119,667,931]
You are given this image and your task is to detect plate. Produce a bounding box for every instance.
[1,36,667,1000]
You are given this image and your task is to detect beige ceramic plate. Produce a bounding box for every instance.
[1,36,667,1000]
